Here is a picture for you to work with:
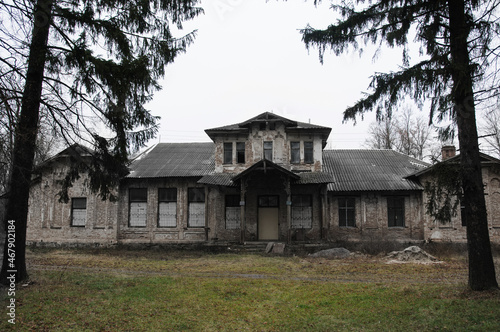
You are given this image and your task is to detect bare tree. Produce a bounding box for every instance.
[365,108,434,160]
[365,116,397,150]
[480,107,500,158]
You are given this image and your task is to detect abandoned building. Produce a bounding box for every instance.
[25,112,500,247]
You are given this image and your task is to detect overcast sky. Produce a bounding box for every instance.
[146,0,409,149]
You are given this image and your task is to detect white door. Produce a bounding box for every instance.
[258,208,279,240]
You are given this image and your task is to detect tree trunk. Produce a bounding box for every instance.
[0,0,53,285]
[448,0,498,290]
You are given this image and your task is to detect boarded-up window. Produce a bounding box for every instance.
[264,141,273,160]
[129,188,147,227]
[236,142,245,164]
[225,195,241,229]
[339,197,356,227]
[188,188,205,227]
[71,198,87,227]
[292,195,312,228]
[224,142,232,164]
[158,188,177,227]
[387,197,405,227]
[304,142,313,164]
[291,142,300,164]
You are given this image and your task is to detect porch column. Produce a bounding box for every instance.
[204,186,210,241]
[320,185,328,240]
[240,178,247,244]
[285,176,292,244]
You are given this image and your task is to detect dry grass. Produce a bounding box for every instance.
[1,247,499,331]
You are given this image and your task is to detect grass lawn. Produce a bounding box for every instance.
[1,247,499,331]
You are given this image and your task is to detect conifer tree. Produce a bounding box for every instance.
[301,0,499,290]
[0,0,202,284]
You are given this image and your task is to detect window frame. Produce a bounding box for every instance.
[387,196,405,227]
[225,195,241,230]
[304,141,314,164]
[263,141,273,161]
[129,188,148,227]
[258,195,279,207]
[71,197,87,227]
[338,197,356,227]
[236,142,245,164]
[158,188,177,228]
[291,195,312,229]
[188,187,205,228]
[290,141,300,164]
[223,142,233,164]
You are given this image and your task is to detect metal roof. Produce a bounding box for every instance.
[127,144,429,192]
[127,143,215,178]
[323,150,429,192]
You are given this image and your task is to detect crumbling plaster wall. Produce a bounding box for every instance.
[327,192,425,243]
[420,165,500,243]
[27,162,117,245]
[214,122,325,174]
[117,178,207,243]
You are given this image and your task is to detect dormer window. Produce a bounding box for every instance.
[264,141,273,160]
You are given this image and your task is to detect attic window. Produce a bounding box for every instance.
[264,141,273,160]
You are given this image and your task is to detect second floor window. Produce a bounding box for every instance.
[223,142,232,164]
[236,142,245,164]
[291,142,300,164]
[264,141,273,160]
[304,142,313,164]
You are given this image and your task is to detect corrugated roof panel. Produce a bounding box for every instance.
[127,143,215,178]
[323,150,428,192]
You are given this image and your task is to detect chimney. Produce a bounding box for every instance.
[441,145,456,161]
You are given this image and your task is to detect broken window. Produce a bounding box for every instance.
[223,142,232,164]
[129,188,147,227]
[264,141,273,160]
[236,142,245,164]
[225,195,241,229]
[188,188,205,227]
[304,142,313,164]
[338,197,355,227]
[71,198,87,227]
[387,197,405,227]
[291,142,300,164]
[158,188,177,227]
[292,195,312,228]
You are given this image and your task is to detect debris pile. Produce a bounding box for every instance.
[387,246,441,264]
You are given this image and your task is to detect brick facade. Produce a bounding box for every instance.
[24,113,500,246]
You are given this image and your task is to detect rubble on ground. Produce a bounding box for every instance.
[309,247,351,259]
[386,246,442,264]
